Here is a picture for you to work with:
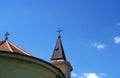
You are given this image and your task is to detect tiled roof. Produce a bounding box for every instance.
[51,35,67,61]
[0,40,32,56]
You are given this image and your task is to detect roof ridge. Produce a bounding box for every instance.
[5,40,13,52]
[0,40,32,56]
[7,40,32,56]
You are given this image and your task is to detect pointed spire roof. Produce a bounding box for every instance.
[0,40,32,56]
[51,35,67,61]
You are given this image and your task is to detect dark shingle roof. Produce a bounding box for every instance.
[51,35,67,61]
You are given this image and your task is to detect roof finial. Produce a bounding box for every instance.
[57,28,62,37]
[4,32,10,40]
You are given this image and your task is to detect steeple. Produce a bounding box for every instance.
[51,35,67,61]
[50,30,73,78]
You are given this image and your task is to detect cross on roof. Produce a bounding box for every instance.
[4,32,10,40]
[57,28,62,36]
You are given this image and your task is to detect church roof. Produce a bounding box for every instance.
[0,40,32,56]
[51,35,67,61]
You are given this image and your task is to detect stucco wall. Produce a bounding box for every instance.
[0,51,65,78]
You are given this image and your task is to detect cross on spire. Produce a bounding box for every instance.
[57,28,62,36]
[4,32,10,40]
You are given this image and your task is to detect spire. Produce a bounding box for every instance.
[50,30,73,78]
[51,29,67,61]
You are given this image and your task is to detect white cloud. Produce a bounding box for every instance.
[80,73,105,78]
[92,43,105,49]
[114,36,120,44]
[71,72,77,77]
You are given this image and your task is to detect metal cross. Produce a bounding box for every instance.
[4,32,10,40]
[57,28,62,35]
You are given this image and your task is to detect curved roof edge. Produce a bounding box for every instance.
[0,51,65,78]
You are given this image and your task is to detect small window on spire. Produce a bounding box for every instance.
[55,48,59,51]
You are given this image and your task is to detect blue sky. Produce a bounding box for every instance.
[0,0,120,78]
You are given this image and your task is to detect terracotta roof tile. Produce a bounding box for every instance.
[0,40,32,56]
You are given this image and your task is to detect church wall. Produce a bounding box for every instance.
[0,51,65,78]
